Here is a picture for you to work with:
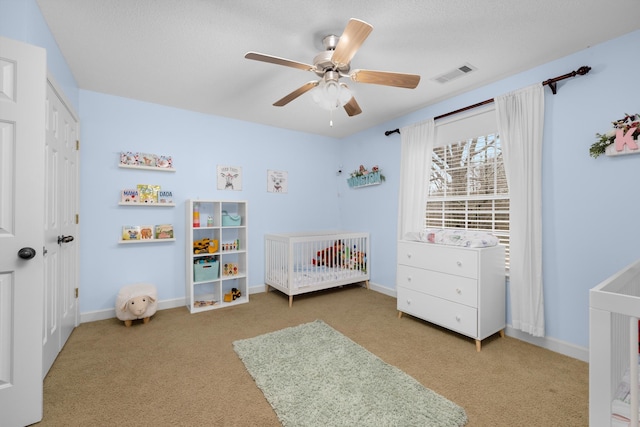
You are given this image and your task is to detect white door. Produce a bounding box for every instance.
[0,37,46,426]
[42,79,79,376]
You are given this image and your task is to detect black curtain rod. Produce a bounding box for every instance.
[384,65,591,136]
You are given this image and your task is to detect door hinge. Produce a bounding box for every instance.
[76,140,80,150]
[76,214,79,224]
[75,288,79,298]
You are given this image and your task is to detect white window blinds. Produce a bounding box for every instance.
[426,107,510,269]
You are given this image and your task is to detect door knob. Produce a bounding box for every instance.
[18,247,36,260]
[58,235,74,244]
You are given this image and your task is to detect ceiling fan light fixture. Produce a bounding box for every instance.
[312,71,352,111]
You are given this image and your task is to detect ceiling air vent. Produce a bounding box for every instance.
[432,63,477,84]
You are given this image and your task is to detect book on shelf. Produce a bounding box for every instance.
[137,184,160,204]
[139,225,154,240]
[138,153,157,167]
[120,188,139,203]
[122,225,141,241]
[120,151,138,166]
[156,155,172,169]
[155,224,174,239]
[158,190,173,204]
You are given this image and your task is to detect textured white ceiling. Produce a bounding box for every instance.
[36,0,640,138]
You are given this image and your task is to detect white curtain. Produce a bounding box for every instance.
[495,84,545,337]
[397,119,435,239]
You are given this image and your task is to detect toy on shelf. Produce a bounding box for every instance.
[193,203,200,227]
[223,287,242,302]
[222,240,240,251]
[223,263,239,276]
[193,238,218,254]
[194,300,216,308]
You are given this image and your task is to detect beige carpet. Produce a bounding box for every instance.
[38,285,588,426]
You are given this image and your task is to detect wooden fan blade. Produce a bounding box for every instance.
[331,19,373,68]
[245,52,315,72]
[273,81,319,107]
[350,69,420,89]
[343,96,362,117]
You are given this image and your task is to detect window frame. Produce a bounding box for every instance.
[426,107,510,271]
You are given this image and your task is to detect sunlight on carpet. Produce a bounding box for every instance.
[233,320,467,427]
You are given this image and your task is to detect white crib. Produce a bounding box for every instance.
[590,259,640,426]
[264,231,370,307]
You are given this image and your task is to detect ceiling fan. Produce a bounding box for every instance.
[244,18,420,123]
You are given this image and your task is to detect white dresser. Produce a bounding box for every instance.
[396,240,506,351]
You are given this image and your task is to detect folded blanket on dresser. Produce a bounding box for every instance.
[404,229,499,248]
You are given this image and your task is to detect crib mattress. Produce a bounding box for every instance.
[268,265,367,289]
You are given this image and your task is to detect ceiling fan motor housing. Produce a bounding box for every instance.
[313,36,350,77]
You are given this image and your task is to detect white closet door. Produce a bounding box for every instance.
[43,77,79,377]
[0,36,46,427]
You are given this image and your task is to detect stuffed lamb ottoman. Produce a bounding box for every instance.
[116,283,158,327]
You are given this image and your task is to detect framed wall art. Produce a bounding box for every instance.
[267,170,288,193]
[217,165,242,191]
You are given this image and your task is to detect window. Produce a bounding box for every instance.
[426,110,510,270]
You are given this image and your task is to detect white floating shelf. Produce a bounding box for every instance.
[118,164,176,172]
[119,238,176,244]
[118,202,176,207]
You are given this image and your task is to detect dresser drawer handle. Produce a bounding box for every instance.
[407,253,412,259]
[407,276,412,282]
[455,315,461,322]
[456,261,462,267]
[456,288,462,294]
[406,299,412,305]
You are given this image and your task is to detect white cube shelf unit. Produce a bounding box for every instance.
[185,199,248,313]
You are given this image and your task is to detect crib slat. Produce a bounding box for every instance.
[631,316,638,427]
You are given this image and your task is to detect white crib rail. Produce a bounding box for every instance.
[264,231,369,293]
[590,259,640,426]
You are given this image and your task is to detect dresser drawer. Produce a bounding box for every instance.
[397,287,478,338]
[396,264,477,307]
[397,241,478,279]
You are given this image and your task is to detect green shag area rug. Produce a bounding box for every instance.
[233,320,468,427]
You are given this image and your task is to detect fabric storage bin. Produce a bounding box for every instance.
[221,211,241,226]
[194,260,219,282]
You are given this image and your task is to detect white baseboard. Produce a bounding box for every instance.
[368,281,396,297]
[80,297,185,323]
[504,326,588,362]
[79,283,588,362]
[80,286,271,323]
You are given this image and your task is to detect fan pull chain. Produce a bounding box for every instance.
[329,109,334,127]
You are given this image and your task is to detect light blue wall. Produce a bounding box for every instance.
[341,30,640,348]
[4,0,640,351]
[79,91,341,309]
[0,0,79,111]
